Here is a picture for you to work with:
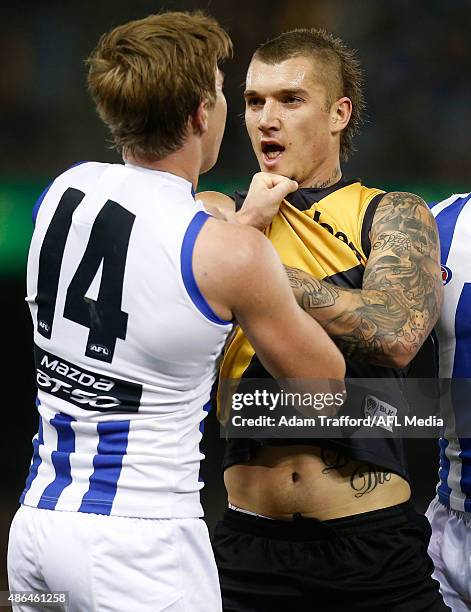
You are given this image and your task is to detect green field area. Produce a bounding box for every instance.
[0,179,466,277]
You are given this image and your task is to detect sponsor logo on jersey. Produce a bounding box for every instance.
[34,345,142,412]
[312,210,363,262]
[441,264,452,285]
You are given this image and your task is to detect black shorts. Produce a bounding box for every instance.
[212,501,450,612]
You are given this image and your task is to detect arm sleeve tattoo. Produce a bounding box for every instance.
[285,192,443,367]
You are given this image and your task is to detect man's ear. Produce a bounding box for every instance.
[191,99,209,134]
[330,96,352,135]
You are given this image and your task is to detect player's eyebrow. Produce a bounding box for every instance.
[243,87,309,98]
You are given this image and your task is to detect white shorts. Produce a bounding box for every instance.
[8,505,222,612]
[426,496,471,612]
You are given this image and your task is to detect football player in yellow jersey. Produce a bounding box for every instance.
[199,28,447,611]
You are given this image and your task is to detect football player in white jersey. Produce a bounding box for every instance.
[426,192,471,611]
[7,11,345,612]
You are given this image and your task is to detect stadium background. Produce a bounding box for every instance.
[1,0,470,598]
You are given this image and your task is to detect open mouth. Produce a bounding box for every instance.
[261,142,285,162]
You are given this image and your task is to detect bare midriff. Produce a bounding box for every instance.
[225,445,411,521]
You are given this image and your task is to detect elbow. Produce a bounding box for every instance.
[336,351,346,380]
[384,347,417,370]
[332,353,347,412]
[393,354,414,370]
[328,345,346,380]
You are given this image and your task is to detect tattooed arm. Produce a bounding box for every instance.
[285,192,443,368]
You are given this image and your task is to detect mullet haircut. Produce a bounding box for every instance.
[87,11,232,160]
[254,28,364,161]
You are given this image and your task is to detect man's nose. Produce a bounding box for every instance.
[258,101,281,131]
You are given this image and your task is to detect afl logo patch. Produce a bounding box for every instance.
[441,264,452,285]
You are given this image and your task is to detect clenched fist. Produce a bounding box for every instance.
[237,172,298,230]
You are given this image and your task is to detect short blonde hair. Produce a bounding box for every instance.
[87,11,233,160]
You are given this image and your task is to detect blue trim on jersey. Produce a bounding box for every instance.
[37,413,76,510]
[79,420,130,515]
[453,283,471,378]
[455,437,471,513]
[453,284,471,509]
[435,194,471,265]
[32,161,89,225]
[199,400,211,434]
[437,437,452,507]
[435,195,471,509]
[20,409,44,504]
[181,210,232,326]
[32,183,52,225]
[440,284,471,505]
[198,401,212,483]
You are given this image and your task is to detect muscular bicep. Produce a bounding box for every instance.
[194,217,344,380]
[362,191,443,361]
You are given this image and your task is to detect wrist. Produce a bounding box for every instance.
[235,207,265,230]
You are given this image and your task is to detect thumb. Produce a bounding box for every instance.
[268,178,298,201]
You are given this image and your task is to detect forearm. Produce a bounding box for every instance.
[284,266,435,368]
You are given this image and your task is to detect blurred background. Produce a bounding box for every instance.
[1,0,470,599]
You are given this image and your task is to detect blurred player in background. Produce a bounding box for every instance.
[199,28,446,611]
[426,192,471,611]
[7,13,345,612]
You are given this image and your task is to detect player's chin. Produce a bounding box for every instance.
[260,164,293,179]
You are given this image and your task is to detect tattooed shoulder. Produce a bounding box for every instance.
[370,191,439,259]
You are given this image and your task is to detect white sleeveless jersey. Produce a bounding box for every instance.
[21,161,232,518]
[431,192,471,512]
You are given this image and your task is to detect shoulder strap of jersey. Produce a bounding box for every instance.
[360,192,385,258]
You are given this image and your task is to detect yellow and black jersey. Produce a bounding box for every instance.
[220,179,410,479]
[220,178,383,382]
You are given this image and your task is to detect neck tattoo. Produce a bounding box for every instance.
[307,166,341,189]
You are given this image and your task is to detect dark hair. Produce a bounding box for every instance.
[87,11,232,160]
[253,28,364,161]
